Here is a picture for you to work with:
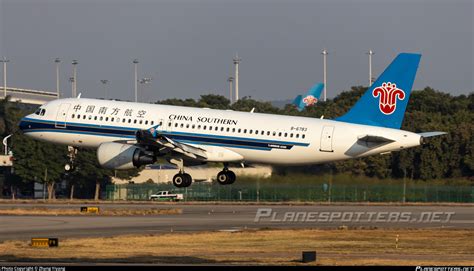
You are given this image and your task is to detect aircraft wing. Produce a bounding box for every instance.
[135,128,208,160]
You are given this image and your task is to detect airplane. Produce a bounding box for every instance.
[292,83,324,111]
[19,53,446,188]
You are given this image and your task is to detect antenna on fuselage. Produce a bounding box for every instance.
[77,93,82,99]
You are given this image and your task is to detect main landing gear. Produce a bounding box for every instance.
[216,163,236,185]
[65,146,77,172]
[169,160,237,188]
[170,158,193,188]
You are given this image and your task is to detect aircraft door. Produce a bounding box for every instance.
[55,103,71,128]
[320,126,334,152]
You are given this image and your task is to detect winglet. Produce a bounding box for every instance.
[147,124,161,138]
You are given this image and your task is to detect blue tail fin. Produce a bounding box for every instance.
[292,95,303,109]
[293,83,324,111]
[336,53,421,129]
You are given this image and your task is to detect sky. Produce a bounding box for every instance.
[0,0,472,102]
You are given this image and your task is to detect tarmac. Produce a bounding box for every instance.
[1,203,472,241]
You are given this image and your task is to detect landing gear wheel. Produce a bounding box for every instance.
[227,171,236,184]
[173,173,193,188]
[64,163,74,172]
[217,171,229,185]
[173,174,185,188]
[217,170,236,185]
[183,173,192,187]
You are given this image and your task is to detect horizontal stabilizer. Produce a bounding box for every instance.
[417,131,447,138]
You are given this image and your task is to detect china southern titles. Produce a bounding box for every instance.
[169,115,238,125]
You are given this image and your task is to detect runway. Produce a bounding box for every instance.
[0,203,473,241]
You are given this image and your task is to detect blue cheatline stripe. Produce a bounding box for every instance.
[23,129,135,138]
[177,140,271,151]
[20,118,310,150]
[22,117,309,146]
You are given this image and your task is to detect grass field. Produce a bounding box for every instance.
[0,229,472,265]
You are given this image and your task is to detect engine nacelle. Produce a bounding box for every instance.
[97,142,155,170]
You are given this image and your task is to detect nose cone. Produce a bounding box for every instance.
[19,117,30,133]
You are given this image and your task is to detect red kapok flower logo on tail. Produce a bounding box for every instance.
[302,95,318,106]
[372,82,405,115]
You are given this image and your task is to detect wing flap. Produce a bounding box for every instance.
[135,128,208,160]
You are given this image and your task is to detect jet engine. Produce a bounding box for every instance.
[97,142,155,170]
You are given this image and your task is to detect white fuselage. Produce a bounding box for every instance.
[20,98,422,165]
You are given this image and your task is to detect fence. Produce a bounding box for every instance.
[105,182,474,203]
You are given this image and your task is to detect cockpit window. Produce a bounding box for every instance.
[34,108,46,116]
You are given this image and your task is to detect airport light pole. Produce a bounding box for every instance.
[133,59,139,102]
[72,60,78,97]
[321,49,328,102]
[233,54,241,102]
[367,49,374,87]
[100,79,109,99]
[227,76,234,104]
[55,58,61,98]
[1,57,10,98]
[69,77,75,98]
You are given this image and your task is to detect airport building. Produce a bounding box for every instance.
[111,165,272,184]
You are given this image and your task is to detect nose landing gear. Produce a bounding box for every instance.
[65,146,77,172]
